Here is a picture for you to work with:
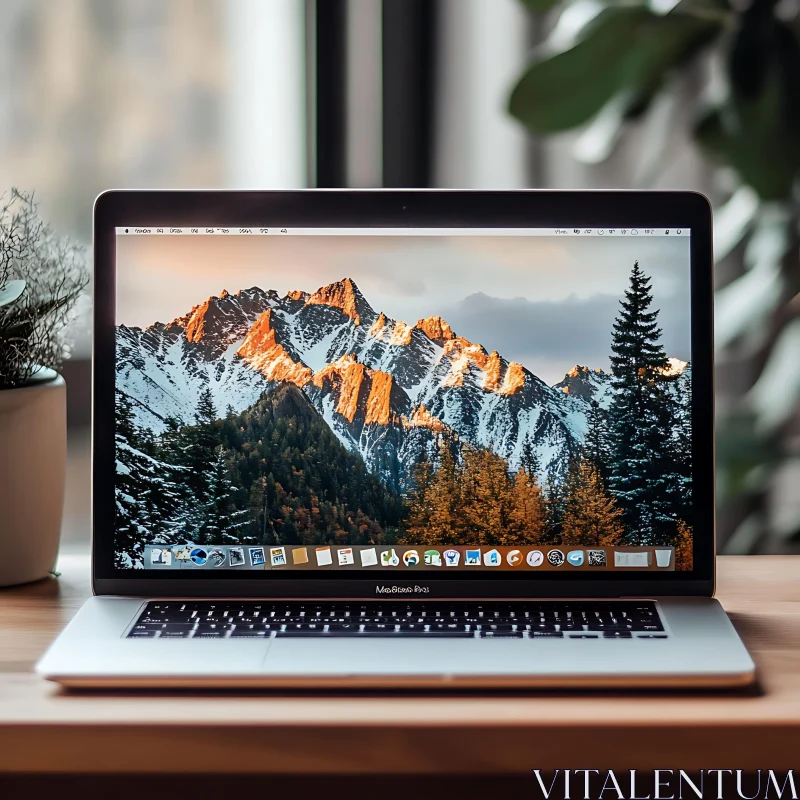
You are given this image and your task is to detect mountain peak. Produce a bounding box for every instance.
[565,364,605,378]
[285,289,308,302]
[162,286,272,342]
[554,364,609,402]
[499,362,526,395]
[369,311,389,336]
[415,315,456,345]
[306,277,372,326]
[236,309,312,386]
[182,299,212,343]
[311,353,407,425]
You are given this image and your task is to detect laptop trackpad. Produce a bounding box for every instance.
[263,638,498,678]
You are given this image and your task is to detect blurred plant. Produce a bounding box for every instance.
[0,189,89,389]
[509,0,800,552]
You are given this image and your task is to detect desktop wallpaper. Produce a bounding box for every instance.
[114,233,693,570]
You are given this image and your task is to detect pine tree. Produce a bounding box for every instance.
[179,387,223,507]
[404,433,465,545]
[403,451,435,543]
[607,261,681,545]
[247,476,273,545]
[542,462,566,544]
[196,386,218,426]
[197,445,250,544]
[504,468,548,545]
[460,444,514,546]
[115,392,150,566]
[116,391,138,443]
[561,459,624,547]
[114,392,182,566]
[672,369,693,522]
[519,434,540,484]
[583,400,610,478]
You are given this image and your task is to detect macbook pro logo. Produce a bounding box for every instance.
[375,585,430,595]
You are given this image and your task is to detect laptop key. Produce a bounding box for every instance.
[285,623,324,632]
[429,623,468,633]
[133,623,194,632]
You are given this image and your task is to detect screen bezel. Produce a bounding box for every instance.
[93,189,715,598]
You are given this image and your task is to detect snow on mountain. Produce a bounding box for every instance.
[116,288,280,429]
[664,357,689,376]
[552,365,613,409]
[118,278,677,489]
[549,359,690,460]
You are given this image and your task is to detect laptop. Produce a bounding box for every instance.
[37,190,755,688]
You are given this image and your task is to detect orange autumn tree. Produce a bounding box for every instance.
[504,466,548,546]
[673,519,693,571]
[560,459,624,547]
[459,444,514,546]
[402,433,465,545]
[404,435,548,546]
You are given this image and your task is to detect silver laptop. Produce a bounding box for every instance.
[37,190,755,688]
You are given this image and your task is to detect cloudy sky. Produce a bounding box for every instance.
[116,233,691,385]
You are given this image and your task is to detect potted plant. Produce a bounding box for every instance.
[0,189,89,586]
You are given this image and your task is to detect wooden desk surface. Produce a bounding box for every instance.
[0,554,798,775]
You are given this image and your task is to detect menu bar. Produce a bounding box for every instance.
[116,227,690,237]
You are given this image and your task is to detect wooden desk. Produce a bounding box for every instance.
[0,555,798,776]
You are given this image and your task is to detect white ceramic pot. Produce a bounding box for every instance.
[0,368,66,586]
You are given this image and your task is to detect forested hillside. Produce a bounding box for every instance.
[115,383,404,567]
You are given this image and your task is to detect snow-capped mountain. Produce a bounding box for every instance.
[116,287,278,428]
[553,365,613,408]
[117,278,681,490]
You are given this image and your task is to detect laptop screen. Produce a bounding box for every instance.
[114,226,692,574]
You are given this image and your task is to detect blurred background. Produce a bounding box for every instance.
[1,0,798,555]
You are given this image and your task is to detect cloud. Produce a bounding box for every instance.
[441,290,691,385]
[347,267,427,298]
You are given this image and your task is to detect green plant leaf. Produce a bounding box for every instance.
[518,0,562,11]
[509,7,722,133]
[0,279,24,308]
[695,16,800,201]
[715,408,782,507]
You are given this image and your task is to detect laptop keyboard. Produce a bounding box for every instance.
[127,601,666,639]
